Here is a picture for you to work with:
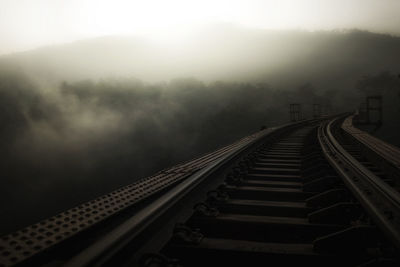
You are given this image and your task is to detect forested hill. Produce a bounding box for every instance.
[1,27,400,90]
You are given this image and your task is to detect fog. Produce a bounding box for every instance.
[1,26,400,235]
[3,26,400,87]
[2,0,400,54]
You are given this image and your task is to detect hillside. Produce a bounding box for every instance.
[2,27,400,90]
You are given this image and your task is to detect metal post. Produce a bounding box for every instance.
[366,95,383,126]
[290,104,302,122]
[313,104,321,118]
[359,102,367,123]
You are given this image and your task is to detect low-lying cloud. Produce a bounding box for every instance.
[1,28,399,235]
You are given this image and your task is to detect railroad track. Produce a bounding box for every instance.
[1,114,400,267]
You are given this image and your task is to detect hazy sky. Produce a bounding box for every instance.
[1,0,400,54]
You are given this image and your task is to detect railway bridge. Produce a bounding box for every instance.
[1,113,400,266]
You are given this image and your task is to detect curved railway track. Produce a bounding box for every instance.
[1,114,400,267]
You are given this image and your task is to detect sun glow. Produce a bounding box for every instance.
[0,0,399,53]
[76,0,301,38]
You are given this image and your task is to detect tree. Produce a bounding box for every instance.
[356,71,400,95]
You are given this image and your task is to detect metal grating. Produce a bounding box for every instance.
[0,129,270,267]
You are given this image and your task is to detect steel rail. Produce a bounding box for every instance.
[0,119,315,267]
[319,116,400,251]
[64,120,315,267]
[342,115,400,187]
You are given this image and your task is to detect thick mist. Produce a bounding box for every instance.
[4,27,400,87]
[1,28,399,235]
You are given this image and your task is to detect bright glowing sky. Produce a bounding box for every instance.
[1,0,400,54]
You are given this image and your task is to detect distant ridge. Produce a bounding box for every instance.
[1,27,400,90]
